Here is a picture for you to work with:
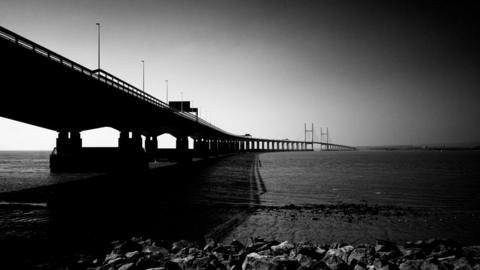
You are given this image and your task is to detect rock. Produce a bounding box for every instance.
[165,260,183,270]
[126,251,140,259]
[355,264,367,270]
[115,240,143,254]
[258,249,273,256]
[192,256,212,269]
[256,241,281,253]
[420,261,449,270]
[188,247,202,256]
[296,254,315,267]
[380,250,403,261]
[231,240,246,253]
[399,260,423,270]
[205,238,217,251]
[271,241,295,255]
[348,248,369,265]
[374,258,388,270]
[106,257,124,266]
[136,256,162,270]
[172,240,191,253]
[298,261,331,270]
[272,256,301,270]
[324,253,349,270]
[118,263,135,270]
[143,245,169,258]
[453,257,473,270]
[295,243,325,260]
[105,252,121,263]
[462,246,480,258]
[376,240,398,253]
[242,253,275,270]
[400,247,426,260]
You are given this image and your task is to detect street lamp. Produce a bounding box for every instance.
[180,91,183,112]
[96,23,100,70]
[165,80,169,103]
[141,60,145,92]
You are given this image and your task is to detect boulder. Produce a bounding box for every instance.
[348,248,370,265]
[271,241,295,256]
[172,240,191,253]
[324,253,349,270]
[420,261,449,270]
[165,261,183,270]
[231,240,246,253]
[298,261,331,270]
[462,246,480,258]
[400,247,426,260]
[118,262,135,270]
[143,245,169,258]
[242,253,275,270]
[399,261,423,270]
[376,240,398,253]
[272,256,301,270]
[453,257,473,270]
[136,256,162,270]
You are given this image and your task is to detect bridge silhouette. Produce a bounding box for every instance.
[0,26,355,172]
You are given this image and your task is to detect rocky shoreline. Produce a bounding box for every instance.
[38,236,480,270]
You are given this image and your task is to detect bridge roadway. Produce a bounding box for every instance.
[0,26,355,172]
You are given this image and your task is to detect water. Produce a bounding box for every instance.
[0,150,479,209]
[0,151,102,194]
[257,151,480,210]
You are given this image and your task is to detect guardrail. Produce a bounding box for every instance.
[0,26,234,136]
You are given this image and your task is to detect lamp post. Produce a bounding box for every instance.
[96,23,100,70]
[141,60,145,92]
[180,91,183,112]
[165,80,169,103]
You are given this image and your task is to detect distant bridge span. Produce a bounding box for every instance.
[0,26,355,172]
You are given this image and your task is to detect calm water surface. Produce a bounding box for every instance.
[258,151,480,209]
[0,150,478,211]
[0,151,101,193]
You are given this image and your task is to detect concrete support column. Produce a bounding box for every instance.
[56,130,82,154]
[176,136,190,162]
[119,131,143,151]
[176,136,188,152]
[145,136,158,154]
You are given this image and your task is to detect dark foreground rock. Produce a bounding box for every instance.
[44,237,480,270]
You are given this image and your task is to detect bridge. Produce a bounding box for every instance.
[0,26,356,172]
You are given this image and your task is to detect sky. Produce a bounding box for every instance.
[0,0,479,149]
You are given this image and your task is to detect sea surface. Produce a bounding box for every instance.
[257,150,480,209]
[0,150,479,209]
[0,151,102,194]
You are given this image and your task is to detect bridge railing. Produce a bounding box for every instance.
[0,26,235,136]
[91,69,233,135]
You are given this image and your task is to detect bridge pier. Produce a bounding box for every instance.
[145,136,158,161]
[55,130,82,154]
[176,136,190,162]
